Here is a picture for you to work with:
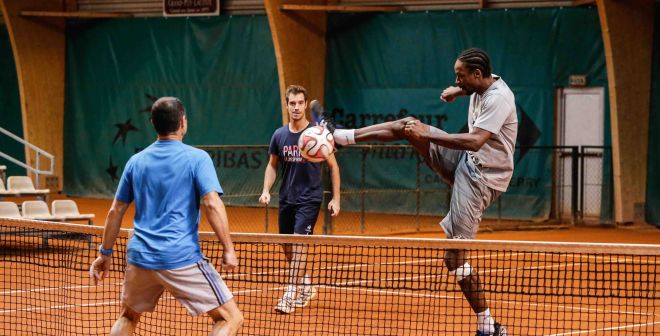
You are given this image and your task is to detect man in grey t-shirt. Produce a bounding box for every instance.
[323,48,516,336]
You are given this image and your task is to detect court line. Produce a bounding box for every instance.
[545,321,660,335]
[324,286,657,318]
[0,283,121,296]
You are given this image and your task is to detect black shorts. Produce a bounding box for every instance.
[278,202,321,235]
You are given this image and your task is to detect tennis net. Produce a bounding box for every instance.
[0,218,658,335]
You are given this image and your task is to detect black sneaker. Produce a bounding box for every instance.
[310,100,336,133]
[475,322,507,336]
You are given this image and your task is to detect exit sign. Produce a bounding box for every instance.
[164,0,220,17]
[569,75,587,87]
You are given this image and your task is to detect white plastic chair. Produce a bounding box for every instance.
[0,201,21,218]
[6,176,50,201]
[8,176,49,192]
[51,200,95,225]
[21,200,60,221]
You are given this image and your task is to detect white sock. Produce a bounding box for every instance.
[477,309,495,333]
[284,284,296,299]
[333,129,355,145]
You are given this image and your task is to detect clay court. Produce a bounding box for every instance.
[1,197,658,335]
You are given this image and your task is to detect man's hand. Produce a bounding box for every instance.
[89,254,111,285]
[258,192,270,205]
[328,198,340,217]
[403,120,427,141]
[440,86,465,103]
[221,249,239,271]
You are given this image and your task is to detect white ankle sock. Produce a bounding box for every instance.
[333,129,355,145]
[284,285,297,299]
[477,309,495,333]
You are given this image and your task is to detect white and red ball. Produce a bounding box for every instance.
[298,126,335,163]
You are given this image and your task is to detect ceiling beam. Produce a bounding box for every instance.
[572,0,596,5]
[281,4,404,12]
[20,10,133,18]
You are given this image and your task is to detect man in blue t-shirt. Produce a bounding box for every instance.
[259,85,341,314]
[89,97,243,335]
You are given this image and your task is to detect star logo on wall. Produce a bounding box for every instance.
[106,156,119,181]
[516,104,541,163]
[113,119,139,145]
[140,94,159,114]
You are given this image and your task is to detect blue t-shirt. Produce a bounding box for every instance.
[115,140,223,270]
[269,124,323,204]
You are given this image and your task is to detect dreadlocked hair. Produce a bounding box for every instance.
[457,48,492,78]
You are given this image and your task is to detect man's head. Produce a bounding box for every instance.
[151,97,187,137]
[454,48,493,94]
[285,85,308,122]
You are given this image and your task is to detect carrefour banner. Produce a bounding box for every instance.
[325,7,607,220]
[64,16,280,198]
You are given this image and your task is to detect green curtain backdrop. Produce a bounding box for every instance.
[646,4,660,226]
[325,7,609,220]
[0,26,25,177]
[64,16,280,198]
[64,8,619,222]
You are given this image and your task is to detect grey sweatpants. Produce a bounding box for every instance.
[425,127,501,239]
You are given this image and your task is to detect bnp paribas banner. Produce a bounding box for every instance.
[324,7,607,220]
[64,16,281,199]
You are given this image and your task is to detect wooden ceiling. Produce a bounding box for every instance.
[6,0,601,19]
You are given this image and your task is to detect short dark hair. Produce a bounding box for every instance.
[457,48,492,78]
[285,85,307,103]
[151,97,185,135]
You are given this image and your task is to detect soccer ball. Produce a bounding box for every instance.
[298,126,335,163]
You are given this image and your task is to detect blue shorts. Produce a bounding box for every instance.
[278,202,321,235]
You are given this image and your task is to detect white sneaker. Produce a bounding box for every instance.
[293,286,318,308]
[274,295,296,314]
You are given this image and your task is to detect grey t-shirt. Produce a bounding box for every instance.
[467,75,518,192]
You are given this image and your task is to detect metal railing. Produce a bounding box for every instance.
[197,144,613,234]
[0,126,54,189]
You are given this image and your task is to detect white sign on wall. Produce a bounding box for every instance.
[163,0,220,17]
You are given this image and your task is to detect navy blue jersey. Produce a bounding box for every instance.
[269,124,323,204]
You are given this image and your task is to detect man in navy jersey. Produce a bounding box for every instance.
[259,85,341,314]
[90,97,243,335]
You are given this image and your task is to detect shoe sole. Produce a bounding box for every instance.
[274,306,295,314]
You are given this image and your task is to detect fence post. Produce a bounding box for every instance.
[361,148,366,234]
[264,202,269,233]
[579,146,585,224]
[571,146,579,224]
[415,152,421,232]
[323,190,333,235]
